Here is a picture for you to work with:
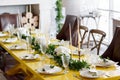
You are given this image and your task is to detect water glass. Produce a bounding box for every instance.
[61,54,70,73]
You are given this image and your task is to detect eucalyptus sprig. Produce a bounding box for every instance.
[69,59,90,71]
[31,37,42,54]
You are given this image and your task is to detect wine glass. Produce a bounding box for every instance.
[61,54,70,73]
[17,31,22,41]
[26,36,32,53]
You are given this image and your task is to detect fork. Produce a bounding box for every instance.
[73,74,82,80]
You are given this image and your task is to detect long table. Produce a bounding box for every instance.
[0,35,120,80]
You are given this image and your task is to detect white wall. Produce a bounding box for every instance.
[0,6,25,14]
[62,0,98,16]
[0,0,55,33]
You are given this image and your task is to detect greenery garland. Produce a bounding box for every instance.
[46,44,90,71]
[29,37,90,71]
[55,0,63,33]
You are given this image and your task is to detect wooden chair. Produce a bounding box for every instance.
[79,25,88,48]
[0,13,18,71]
[0,13,18,31]
[102,27,120,65]
[87,29,106,55]
[57,15,80,47]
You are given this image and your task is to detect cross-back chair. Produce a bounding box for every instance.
[0,13,18,31]
[87,29,106,55]
[79,25,88,48]
[0,13,18,71]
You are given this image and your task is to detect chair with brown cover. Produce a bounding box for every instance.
[87,29,106,55]
[0,13,18,31]
[102,27,120,65]
[56,15,79,47]
[0,13,18,71]
[79,25,88,48]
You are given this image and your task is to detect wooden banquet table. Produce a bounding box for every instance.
[0,32,120,80]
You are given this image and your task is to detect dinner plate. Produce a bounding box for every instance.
[71,49,90,56]
[95,59,117,67]
[20,54,39,60]
[0,32,7,37]
[2,38,17,43]
[10,44,27,50]
[37,64,62,74]
[80,69,104,78]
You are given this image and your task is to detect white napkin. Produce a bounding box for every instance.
[10,44,27,49]
[20,54,39,59]
[3,38,17,43]
[38,65,62,73]
[0,32,7,36]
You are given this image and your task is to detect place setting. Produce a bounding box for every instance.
[20,53,40,60]
[0,32,8,37]
[36,64,63,75]
[9,44,27,50]
[94,57,118,68]
[2,37,17,43]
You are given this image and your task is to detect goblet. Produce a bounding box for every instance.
[61,54,70,73]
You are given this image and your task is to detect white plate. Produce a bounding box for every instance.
[10,44,27,50]
[37,64,62,74]
[20,54,39,60]
[95,59,117,67]
[71,49,90,56]
[0,32,7,37]
[2,38,17,43]
[80,69,104,78]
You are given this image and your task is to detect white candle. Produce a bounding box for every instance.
[77,19,81,60]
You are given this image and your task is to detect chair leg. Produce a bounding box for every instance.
[0,51,6,72]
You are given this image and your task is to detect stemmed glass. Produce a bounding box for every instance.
[26,36,32,53]
[17,32,22,41]
[61,54,70,73]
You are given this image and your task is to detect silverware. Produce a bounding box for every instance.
[73,74,82,80]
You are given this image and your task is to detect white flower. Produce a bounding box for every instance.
[17,27,30,36]
[55,46,70,57]
[35,36,47,47]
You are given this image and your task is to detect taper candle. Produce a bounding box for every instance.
[77,19,81,60]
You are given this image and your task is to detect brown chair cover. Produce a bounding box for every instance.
[0,13,18,31]
[57,15,79,47]
[102,27,120,64]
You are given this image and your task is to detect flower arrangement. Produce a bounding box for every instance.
[46,44,90,70]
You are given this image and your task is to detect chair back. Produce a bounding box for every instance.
[79,25,88,48]
[57,15,79,47]
[102,27,120,64]
[0,13,18,31]
[87,29,106,55]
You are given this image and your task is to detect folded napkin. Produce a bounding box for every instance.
[20,54,39,59]
[10,44,27,49]
[3,38,17,43]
